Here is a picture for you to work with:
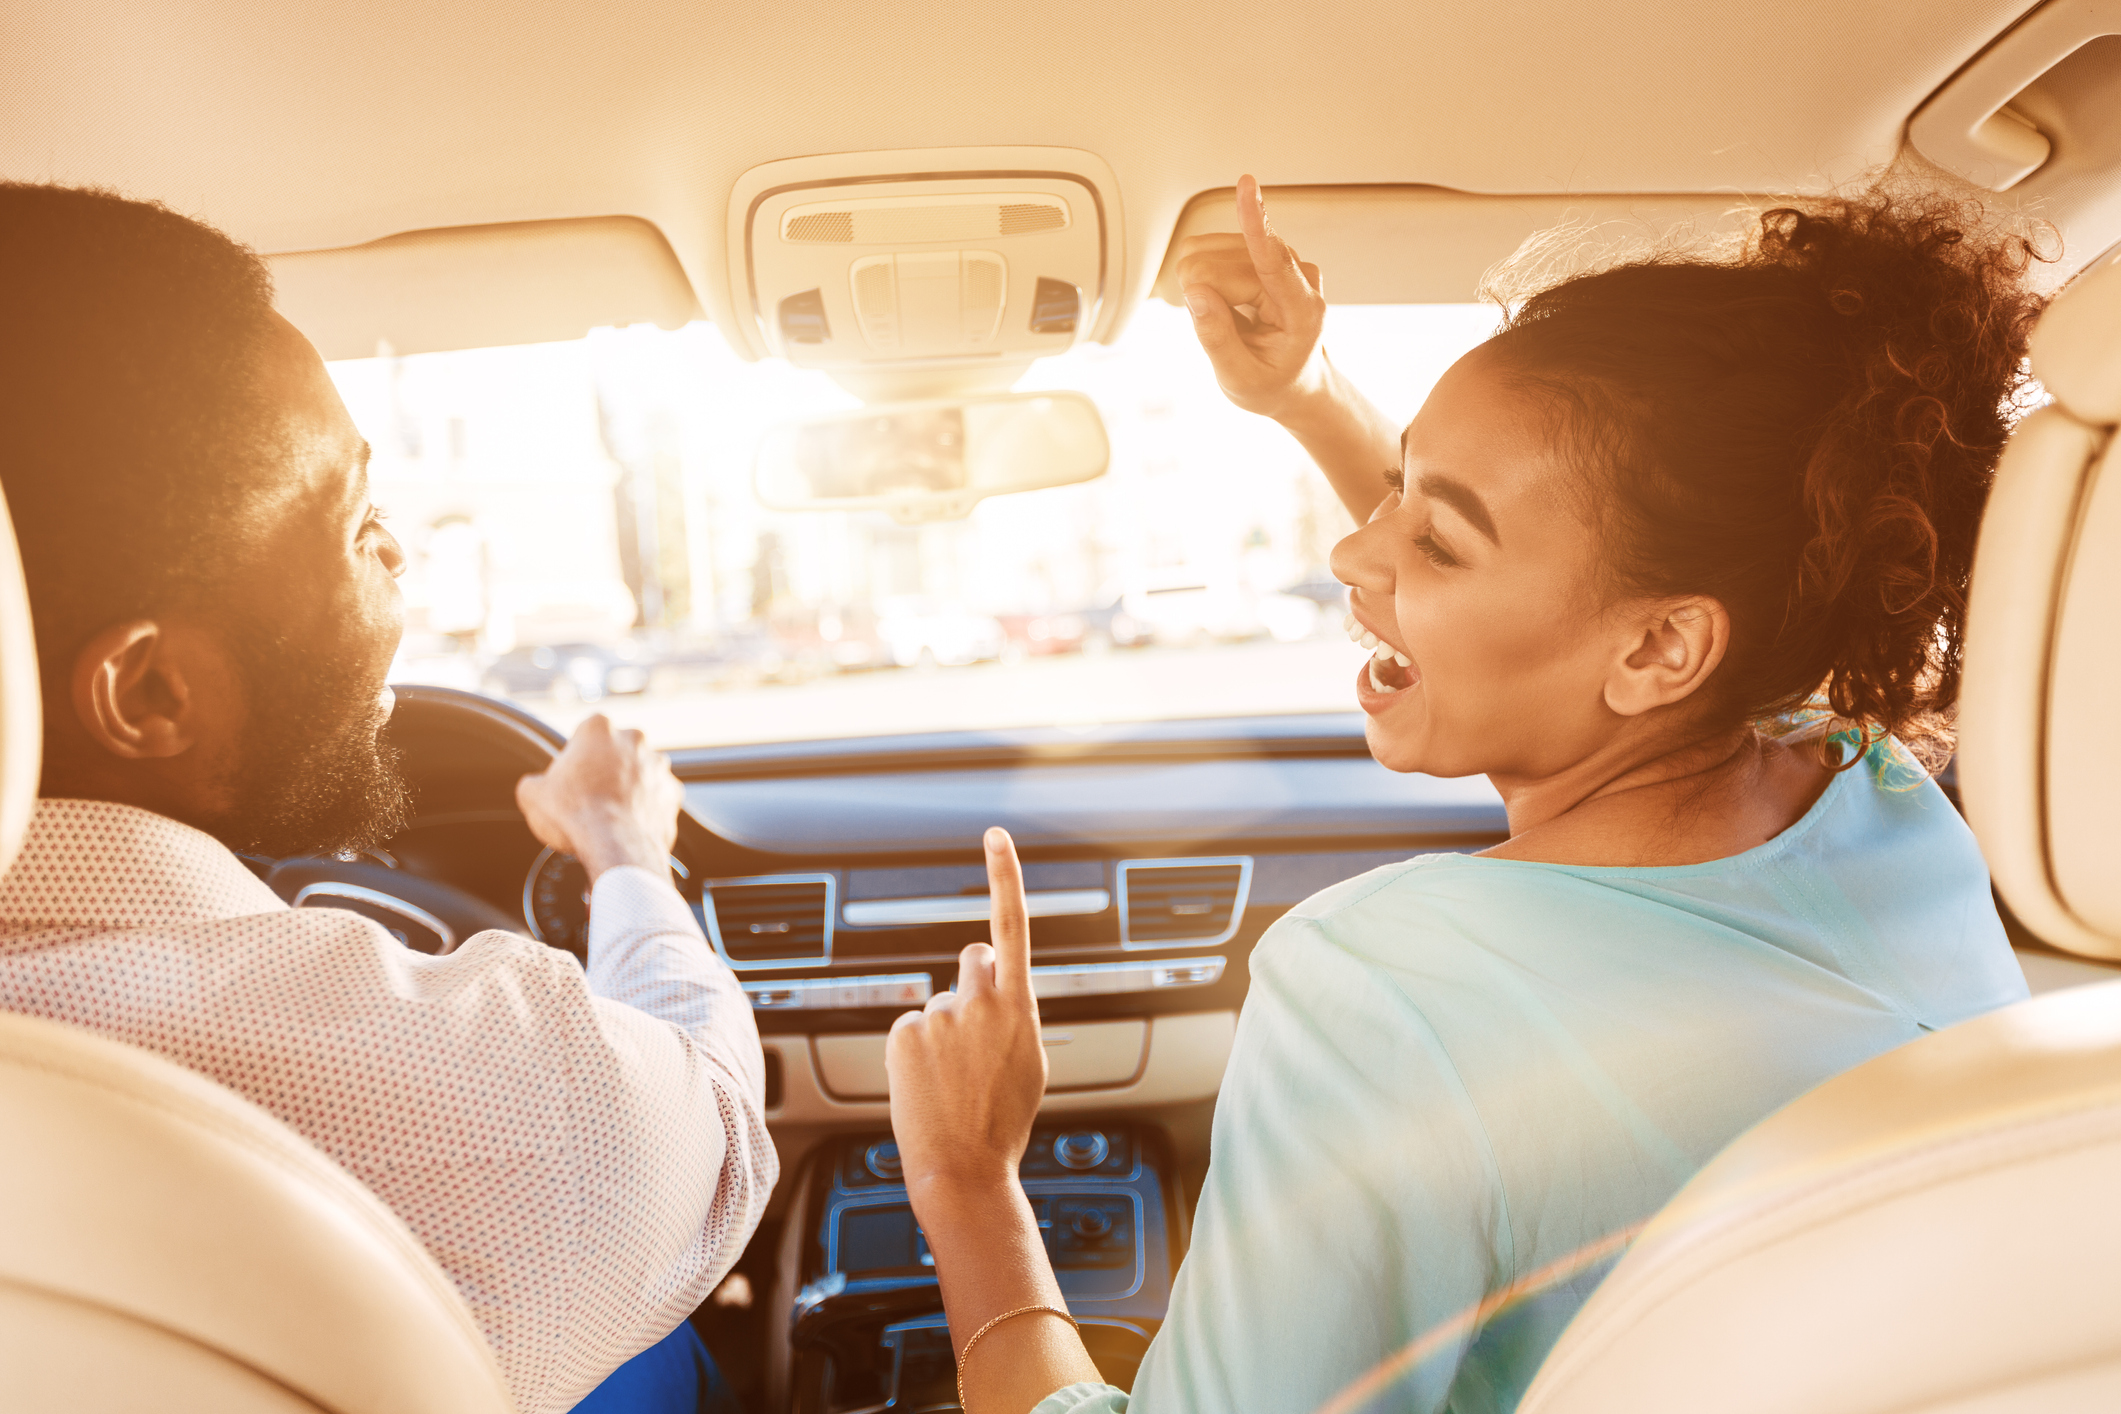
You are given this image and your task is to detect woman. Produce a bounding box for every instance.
[886,176,2044,1414]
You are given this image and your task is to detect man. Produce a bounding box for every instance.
[0,182,775,1413]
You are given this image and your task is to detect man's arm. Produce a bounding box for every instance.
[511,717,778,1404]
[585,864,765,1101]
[516,714,768,1103]
[516,714,685,888]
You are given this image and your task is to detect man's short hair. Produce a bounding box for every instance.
[0,183,285,698]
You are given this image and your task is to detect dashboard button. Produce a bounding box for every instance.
[866,977,930,1006]
[1054,1130,1109,1171]
[740,972,931,1011]
[1069,1207,1113,1240]
[864,1141,904,1181]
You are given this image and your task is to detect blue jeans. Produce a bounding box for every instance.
[571,1320,740,1414]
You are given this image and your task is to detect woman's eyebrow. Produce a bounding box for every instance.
[1416,472,1501,547]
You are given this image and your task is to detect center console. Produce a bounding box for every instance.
[789,1123,1177,1412]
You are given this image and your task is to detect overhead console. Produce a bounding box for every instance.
[724,147,1124,399]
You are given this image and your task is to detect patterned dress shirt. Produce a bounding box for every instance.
[0,797,777,1414]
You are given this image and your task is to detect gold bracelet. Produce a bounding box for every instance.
[955,1303,1079,1412]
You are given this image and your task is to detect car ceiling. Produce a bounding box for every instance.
[3,0,2105,358]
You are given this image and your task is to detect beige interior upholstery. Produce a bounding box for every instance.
[0,484,38,876]
[1960,251,2121,959]
[11,0,2121,358]
[1518,980,2121,1414]
[273,215,704,361]
[0,488,514,1410]
[1519,243,2121,1414]
[1149,187,1755,307]
[0,1014,517,1413]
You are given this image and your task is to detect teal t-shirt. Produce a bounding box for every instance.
[1036,744,2026,1414]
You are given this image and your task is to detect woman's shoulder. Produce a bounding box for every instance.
[1282,848,1600,924]
[1281,850,1495,924]
[1262,851,1585,979]
[1776,733,1984,873]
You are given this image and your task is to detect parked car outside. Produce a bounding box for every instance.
[482,640,652,702]
[1117,575,1322,646]
[996,612,1089,658]
[1279,571,1349,614]
[875,598,1006,668]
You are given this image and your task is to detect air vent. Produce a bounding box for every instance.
[1118,858,1252,949]
[705,875,834,968]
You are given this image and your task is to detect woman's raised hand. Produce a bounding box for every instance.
[886,827,1049,1200]
[1173,173,1328,420]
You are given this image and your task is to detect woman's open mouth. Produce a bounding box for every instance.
[1344,612,1417,697]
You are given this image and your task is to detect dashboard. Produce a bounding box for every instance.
[252,685,1507,1400]
[681,724,1507,1144]
[260,689,1509,1114]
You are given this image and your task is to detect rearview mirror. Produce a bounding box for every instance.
[754,391,1109,523]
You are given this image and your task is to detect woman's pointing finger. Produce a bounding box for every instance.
[1236,173,1316,309]
[984,826,1034,1003]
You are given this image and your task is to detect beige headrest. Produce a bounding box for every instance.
[0,1011,516,1414]
[1959,254,2121,958]
[0,482,40,878]
[1521,979,2121,1413]
[2031,253,2121,424]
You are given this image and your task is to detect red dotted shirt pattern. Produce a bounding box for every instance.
[0,798,778,1414]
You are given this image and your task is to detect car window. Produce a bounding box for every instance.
[332,302,1498,747]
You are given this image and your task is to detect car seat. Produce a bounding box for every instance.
[0,484,517,1411]
[1519,253,2121,1413]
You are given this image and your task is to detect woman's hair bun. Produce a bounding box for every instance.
[1486,185,2055,765]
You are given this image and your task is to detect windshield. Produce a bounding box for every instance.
[331,302,1497,747]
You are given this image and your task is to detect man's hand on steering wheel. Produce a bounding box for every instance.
[515,715,682,881]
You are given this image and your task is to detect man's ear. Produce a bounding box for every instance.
[1604,596,1730,718]
[71,620,200,760]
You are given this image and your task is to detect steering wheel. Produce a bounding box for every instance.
[264,684,716,957]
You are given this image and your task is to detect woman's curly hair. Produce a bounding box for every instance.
[1483,188,2053,765]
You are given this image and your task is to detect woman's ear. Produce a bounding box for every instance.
[1604,596,1729,718]
[71,620,200,760]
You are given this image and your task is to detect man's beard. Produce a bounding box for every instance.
[205,628,415,859]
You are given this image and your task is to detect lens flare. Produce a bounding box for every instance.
[1308,1220,1648,1414]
